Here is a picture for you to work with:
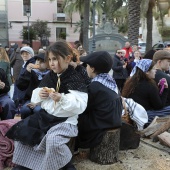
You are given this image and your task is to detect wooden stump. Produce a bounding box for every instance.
[89,128,120,165]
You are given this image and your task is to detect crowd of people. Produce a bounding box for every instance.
[0,39,170,170]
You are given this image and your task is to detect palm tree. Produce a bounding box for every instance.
[64,0,85,45]
[145,0,156,52]
[83,0,90,52]
[128,0,141,46]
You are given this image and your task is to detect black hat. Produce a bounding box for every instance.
[34,53,45,61]
[80,51,113,73]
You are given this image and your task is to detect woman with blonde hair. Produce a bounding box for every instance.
[0,47,12,85]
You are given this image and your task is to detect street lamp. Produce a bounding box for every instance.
[26,9,30,43]
[92,0,96,52]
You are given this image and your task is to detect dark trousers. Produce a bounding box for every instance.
[0,94,16,120]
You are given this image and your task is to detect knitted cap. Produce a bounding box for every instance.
[20,46,34,57]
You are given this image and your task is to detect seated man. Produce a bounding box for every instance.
[0,68,16,120]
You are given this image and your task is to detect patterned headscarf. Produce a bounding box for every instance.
[130,59,152,77]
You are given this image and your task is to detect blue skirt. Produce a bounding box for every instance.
[147,106,170,123]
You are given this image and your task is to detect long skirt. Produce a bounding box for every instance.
[147,106,170,123]
[12,123,78,170]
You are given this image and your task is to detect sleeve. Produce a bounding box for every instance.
[31,88,43,103]
[41,90,88,117]
[16,70,32,90]
[0,69,10,93]
[7,63,12,85]
[10,51,16,67]
[148,84,168,110]
[112,58,123,72]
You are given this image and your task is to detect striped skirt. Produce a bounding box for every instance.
[12,123,78,170]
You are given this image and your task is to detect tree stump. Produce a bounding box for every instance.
[89,128,120,165]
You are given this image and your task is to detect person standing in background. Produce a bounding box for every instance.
[122,42,133,59]
[10,45,24,82]
[0,47,12,86]
[112,49,128,93]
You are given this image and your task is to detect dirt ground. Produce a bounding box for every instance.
[74,138,170,170]
[3,138,170,170]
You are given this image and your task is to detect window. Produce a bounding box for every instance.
[56,28,66,40]
[57,2,64,13]
[23,0,31,16]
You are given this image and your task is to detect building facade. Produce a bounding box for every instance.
[7,0,80,50]
[0,0,8,47]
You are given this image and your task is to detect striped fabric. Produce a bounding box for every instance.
[92,73,118,94]
[12,123,78,170]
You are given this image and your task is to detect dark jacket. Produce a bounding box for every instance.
[129,80,168,110]
[78,81,122,148]
[0,61,12,86]
[16,69,49,101]
[10,47,24,81]
[0,68,10,96]
[112,55,128,79]
[14,57,36,102]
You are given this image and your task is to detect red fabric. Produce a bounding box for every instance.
[0,119,19,170]
[123,47,133,58]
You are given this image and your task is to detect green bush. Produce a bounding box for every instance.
[159,27,170,37]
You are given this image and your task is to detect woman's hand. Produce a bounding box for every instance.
[49,92,62,102]
[0,81,5,89]
[27,102,37,109]
[158,78,168,88]
[39,88,49,99]
[70,61,77,68]
[26,63,33,72]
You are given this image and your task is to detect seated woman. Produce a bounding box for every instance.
[77,51,122,149]
[6,40,88,170]
[0,68,16,120]
[16,53,50,119]
[122,59,170,124]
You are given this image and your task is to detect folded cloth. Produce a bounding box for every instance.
[0,119,20,170]
[122,98,148,130]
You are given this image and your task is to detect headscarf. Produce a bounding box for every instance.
[130,59,152,77]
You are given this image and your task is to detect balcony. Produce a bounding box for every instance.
[53,13,71,22]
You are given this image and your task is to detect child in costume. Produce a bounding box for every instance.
[77,51,122,149]
[6,40,88,170]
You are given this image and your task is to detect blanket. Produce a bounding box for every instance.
[0,119,19,170]
[122,98,148,130]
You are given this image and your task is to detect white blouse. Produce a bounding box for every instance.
[31,88,88,125]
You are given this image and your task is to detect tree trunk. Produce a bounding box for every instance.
[82,0,90,53]
[79,15,84,46]
[146,1,154,53]
[128,0,141,46]
[89,129,120,165]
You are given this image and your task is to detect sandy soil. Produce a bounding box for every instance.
[74,139,170,170]
[3,139,170,170]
